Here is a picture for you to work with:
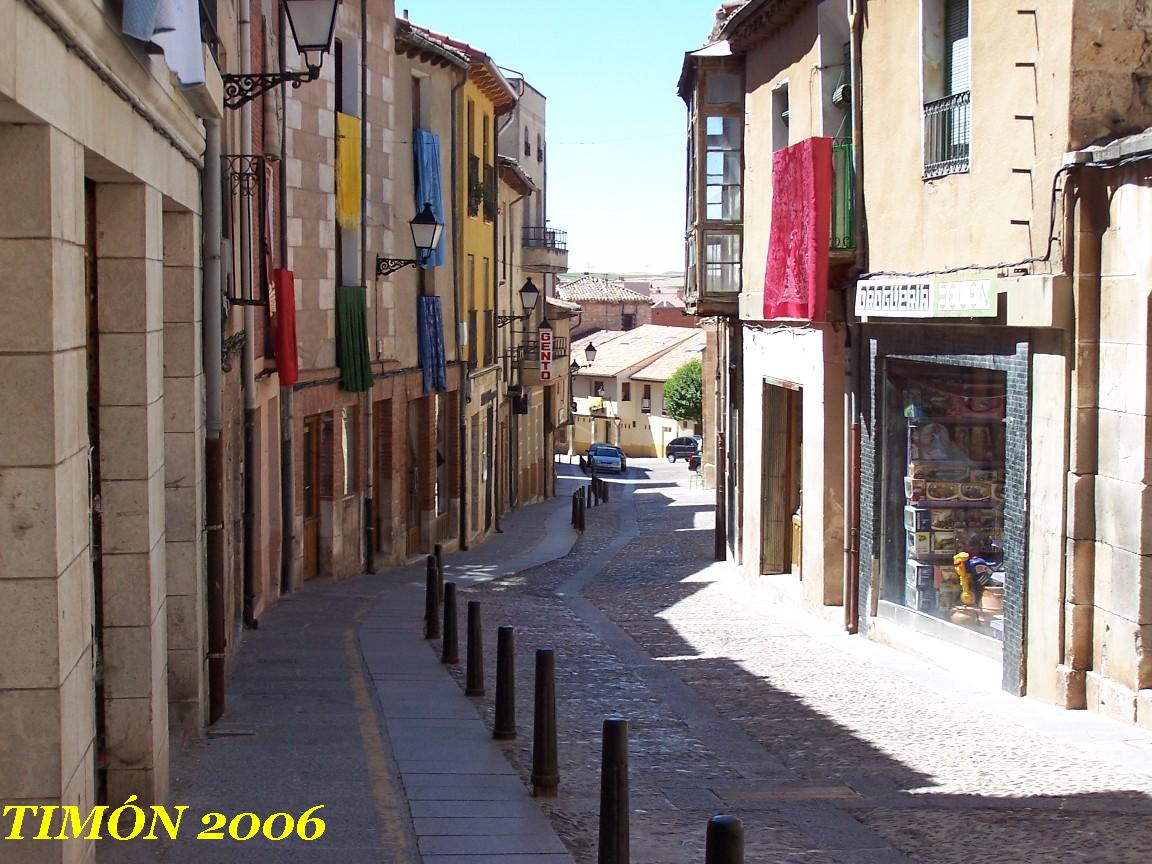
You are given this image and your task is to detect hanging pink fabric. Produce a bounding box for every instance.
[763,137,833,322]
[271,268,299,386]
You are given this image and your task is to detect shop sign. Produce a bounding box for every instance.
[855,276,998,319]
[538,321,553,381]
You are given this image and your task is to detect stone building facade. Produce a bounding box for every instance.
[681,0,1152,723]
[0,0,213,859]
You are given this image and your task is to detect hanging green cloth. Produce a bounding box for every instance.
[335,285,373,391]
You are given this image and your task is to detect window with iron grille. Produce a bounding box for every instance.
[468,155,481,217]
[922,0,970,178]
[483,164,497,222]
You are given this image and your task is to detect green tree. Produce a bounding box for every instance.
[663,358,703,425]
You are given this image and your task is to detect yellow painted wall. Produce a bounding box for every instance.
[459,80,498,368]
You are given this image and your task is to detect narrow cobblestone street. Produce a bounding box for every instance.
[453,459,1152,864]
[104,458,1152,864]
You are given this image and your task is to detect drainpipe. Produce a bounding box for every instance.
[203,118,226,723]
[844,0,867,634]
[240,0,258,628]
[452,73,469,550]
[278,2,296,596]
[360,0,373,571]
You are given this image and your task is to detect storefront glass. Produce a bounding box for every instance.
[882,360,1007,639]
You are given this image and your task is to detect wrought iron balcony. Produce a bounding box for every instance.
[523,226,568,250]
[521,226,569,274]
[923,92,971,179]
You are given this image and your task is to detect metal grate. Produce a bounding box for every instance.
[923,91,970,179]
[522,226,568,251]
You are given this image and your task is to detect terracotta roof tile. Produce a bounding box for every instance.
[556,275,653,304]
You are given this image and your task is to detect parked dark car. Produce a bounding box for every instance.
[666,435,702,462]
[588,443,627,473]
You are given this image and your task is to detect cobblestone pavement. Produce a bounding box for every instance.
[449,457,1152,864]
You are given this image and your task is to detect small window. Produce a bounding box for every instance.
[594,380,605,396]
[622,383,632,402]
[705,72,740,104]
[771,84,789,153]
[537,133,544,163]
[524,125,531,156]
[622,312,635,330]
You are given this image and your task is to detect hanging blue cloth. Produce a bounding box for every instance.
[413,129,446,268]
[417,296,449,393]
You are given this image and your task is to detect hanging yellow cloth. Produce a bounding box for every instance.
[335,112,362,230]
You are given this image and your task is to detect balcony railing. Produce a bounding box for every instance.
[522,226,568,251]
[831,138,855,251]
[923,91,971,179]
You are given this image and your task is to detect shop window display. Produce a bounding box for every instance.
[884,361,1006,639]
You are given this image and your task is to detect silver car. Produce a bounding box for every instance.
[588,443,626,474]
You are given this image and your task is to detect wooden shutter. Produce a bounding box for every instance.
[945,0,970,95]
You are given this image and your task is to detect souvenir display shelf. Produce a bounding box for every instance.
[900,390,1006,638]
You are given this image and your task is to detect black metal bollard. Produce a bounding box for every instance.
[576,495,586,532]
[424,557,440,639]
[531,647,559,797]
[597,717,630,864]
[434,544,445,604]
[441,582,459,664]
[705,815,744,864]
[602,479,610,503]
[572,490,580,528]
[465,601,484,696]
[493,625,516,740]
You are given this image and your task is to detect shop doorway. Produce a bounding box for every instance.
[760,382,803,575]
[302,415,321,579]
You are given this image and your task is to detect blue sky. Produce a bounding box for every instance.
[400,0,714,276]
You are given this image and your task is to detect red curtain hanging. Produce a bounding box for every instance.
[763,137,833,322]
[271,268,299,386]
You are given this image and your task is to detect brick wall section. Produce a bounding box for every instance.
[857,325,1031,696]
[571,300,653,339]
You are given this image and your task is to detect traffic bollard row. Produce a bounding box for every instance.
[424,557,440,640]
[705,815,743,864]
[531,647,559,797]
[465,601,485,696]
[493,625,516,740]
[441,582,459,664]
[598,718,630,864]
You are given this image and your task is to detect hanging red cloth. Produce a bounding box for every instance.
[763,137,833,322]
[271,268,299,386]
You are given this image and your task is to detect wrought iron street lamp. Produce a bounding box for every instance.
[375,203,445,277]
[496,278,541,327]
[222,0,341,109]
[584,342,597,364]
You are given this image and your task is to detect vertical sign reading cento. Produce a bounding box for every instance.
[538,321,553,381]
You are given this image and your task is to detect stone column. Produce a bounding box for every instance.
[162,209,207,738]
[95,182,169,804]
[0,124,93,864]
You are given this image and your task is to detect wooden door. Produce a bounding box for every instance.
[302,415,320,579]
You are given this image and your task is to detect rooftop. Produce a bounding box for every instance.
[571,325,699,378]
[405,22,517,111]
[557,275,653,304]
[630,331,706,382]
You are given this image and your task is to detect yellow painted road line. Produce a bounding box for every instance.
[345,595,418,863]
